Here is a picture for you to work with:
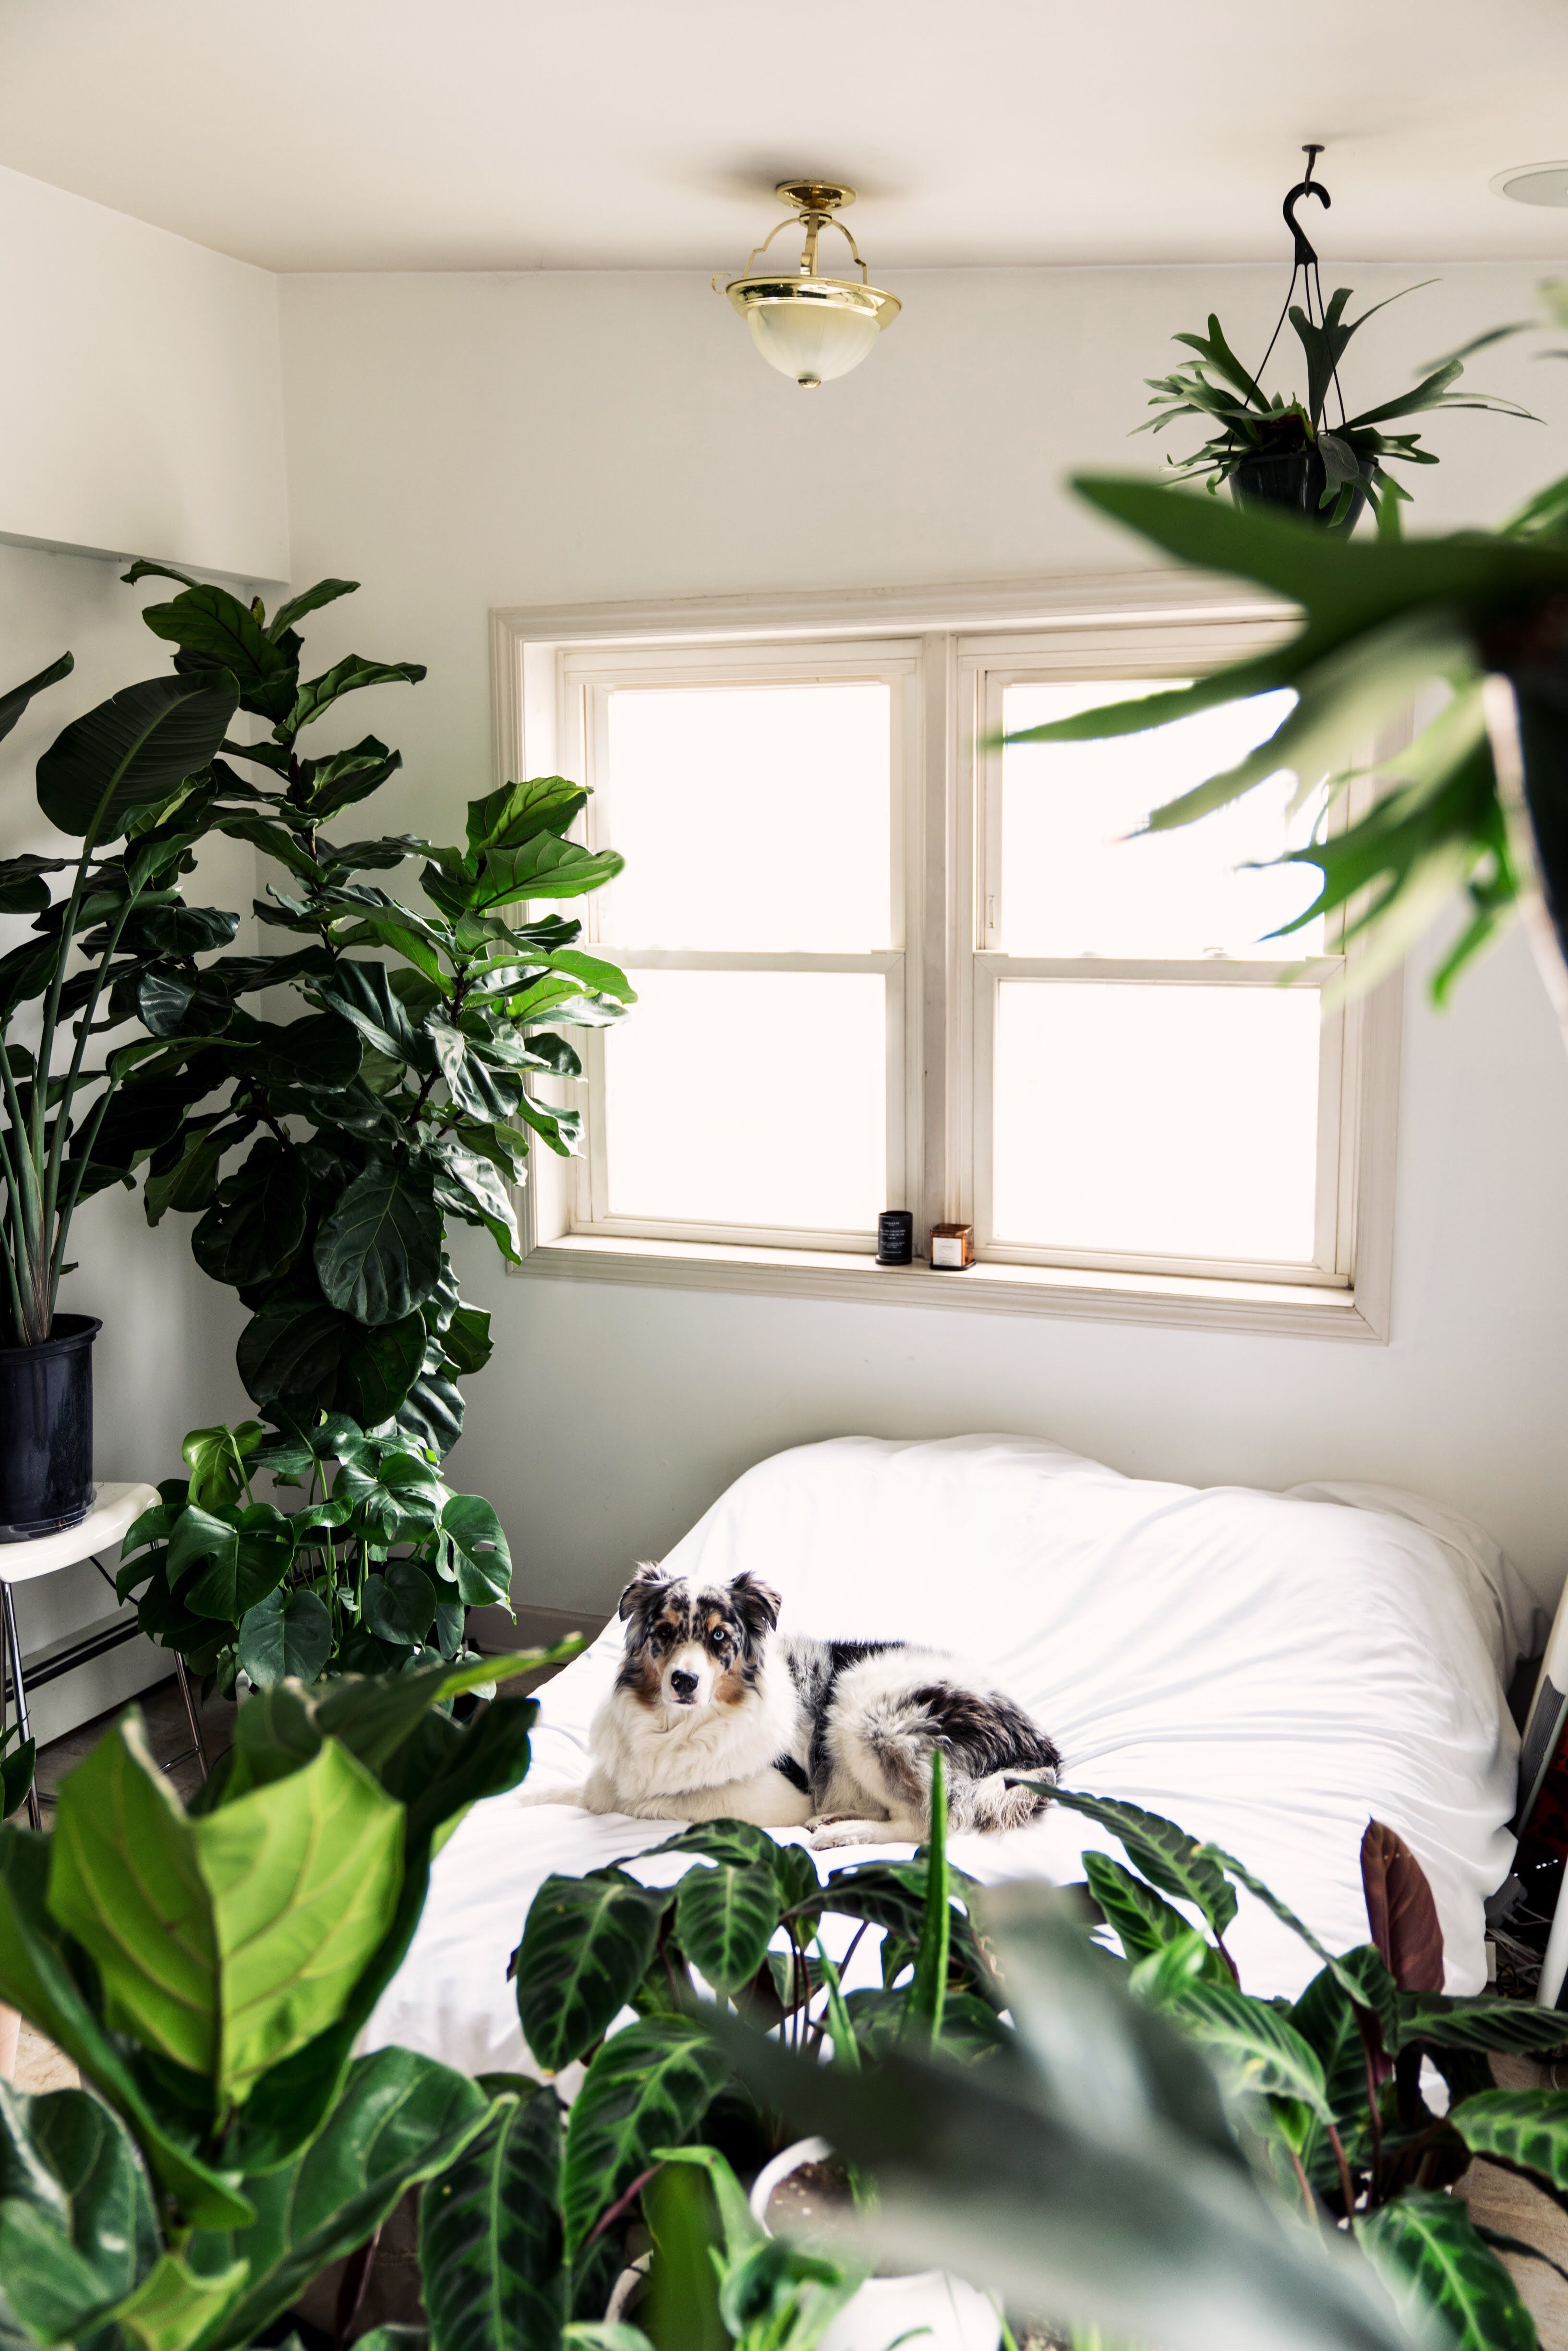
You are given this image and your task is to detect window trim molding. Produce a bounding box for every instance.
[492,571,1401,1343]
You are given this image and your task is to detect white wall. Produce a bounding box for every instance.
[0,169,288,1728]
[0,163,288,580]
[274,260,1568,1610]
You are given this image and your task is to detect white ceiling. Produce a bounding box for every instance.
[5,0,1568,275]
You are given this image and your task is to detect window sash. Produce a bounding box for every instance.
[959,653,1356,1286]
[556,641,923,1252]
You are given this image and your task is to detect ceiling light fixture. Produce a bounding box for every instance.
[716,181,900,389]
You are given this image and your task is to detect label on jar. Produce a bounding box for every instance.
[931,1233,965,1268]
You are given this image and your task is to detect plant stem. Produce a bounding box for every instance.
[1286,2144,1320,2228]
[1326,2122,1357,2232]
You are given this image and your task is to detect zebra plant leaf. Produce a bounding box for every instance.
[421,2085,567,2351]
[1359,2189,1536,2351]
[1167,1983,1334,2122]
[560,2018,714,2262]
[673,1858,782,1998]
[1452,2089,1568,2191]
[514,1870,668,2074]
[1048,1788,1238,1940]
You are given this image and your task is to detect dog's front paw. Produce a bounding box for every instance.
[808,1816,892,1851]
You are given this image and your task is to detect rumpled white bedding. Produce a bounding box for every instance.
[362,1434,1539,2077]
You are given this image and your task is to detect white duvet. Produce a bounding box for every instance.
[363,1434,1541,2077]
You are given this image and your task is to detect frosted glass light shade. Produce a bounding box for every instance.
[726,276,898,387]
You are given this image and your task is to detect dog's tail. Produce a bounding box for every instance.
[854,1681,1060,1834]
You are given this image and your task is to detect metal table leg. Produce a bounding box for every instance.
[173,1652,209,1777]
[1,1583,42,1831]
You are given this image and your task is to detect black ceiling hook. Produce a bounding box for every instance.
[1283,145,1330,268]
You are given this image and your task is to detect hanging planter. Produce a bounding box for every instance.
[1136,146,1532,534]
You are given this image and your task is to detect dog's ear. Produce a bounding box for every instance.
[618,1561,670,1621]
[728,1570,782,1639]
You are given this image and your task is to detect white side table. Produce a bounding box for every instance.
[0,1482,208,1828]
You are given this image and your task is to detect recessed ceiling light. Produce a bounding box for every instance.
[1492,163,1568,207]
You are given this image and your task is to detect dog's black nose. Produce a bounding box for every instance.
[670,1670,698,1699]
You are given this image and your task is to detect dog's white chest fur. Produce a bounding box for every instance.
[583,1648,811,1827]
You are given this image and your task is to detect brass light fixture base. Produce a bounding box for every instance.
[775,180,856,215]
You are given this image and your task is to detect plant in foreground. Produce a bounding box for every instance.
[0,1642,574,2351]
[717,1783,1568,2351]
[117,1410,516,1694]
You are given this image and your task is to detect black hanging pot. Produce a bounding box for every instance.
[0,1314,101,1542]
[1230,446,1368,535]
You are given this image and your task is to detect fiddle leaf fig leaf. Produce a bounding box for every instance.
[315,1161,444,1325]
[47,1715,404,2106]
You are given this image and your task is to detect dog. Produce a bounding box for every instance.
[557,1563,1060,1849]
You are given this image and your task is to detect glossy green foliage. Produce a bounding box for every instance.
[119,1410,519,1695]
[421,2084,568,2351]
[101,566,631,1470]
[0,1658,549,2351]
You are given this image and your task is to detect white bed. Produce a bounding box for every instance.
[362,1433,1541,2078]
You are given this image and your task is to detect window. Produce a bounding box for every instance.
[496,579,1399,1339]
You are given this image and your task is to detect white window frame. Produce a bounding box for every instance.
[557,638,923,1255]
[492,574,1401,1342]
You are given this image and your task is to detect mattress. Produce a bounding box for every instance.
[362,1434,1536,2078]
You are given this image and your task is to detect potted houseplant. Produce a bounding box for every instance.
[1139,289,1530,535]
[0,654,238,1536]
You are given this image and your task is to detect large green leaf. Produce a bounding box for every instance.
[467,833,623,910]
[1396,1993,1568,2055]
[440,1493,513,1605]
[1360,2190,1536,2351]
[308,960,434,1069]
[36,674,238,844]
[47,1717,404,2105]
[268,577,360,639]
[340,1311,429,1424]
[0,651,72,748]
[199,2047,488,2351]
[109,2251,248,2351]
[905,1748,950,2041]
[1452,2088,1568,2199]
[315,1161,443,1325]
[140,585,294,691]
[1084,1850,1205,1963]
[192,1143,310,1288]
[0,2081,159,2344]
[561,2018,714,2260]
[421,2086,566,2351]
[1048,1788,1238,1940]
[673,1860,781,1998]
[279,654,426,739]
[516,1871,668,2073]
[238,1587,333,1688]
[236,1300,347,1413]
[1167,1984,1333,2122]
[0,1826,252,2230]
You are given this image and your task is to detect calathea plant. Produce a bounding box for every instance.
[720,1781,1568,2351]
[0,1643,578,2351]
[117,1410,520,1691]
[0,652,239,1346]
[107,561,631,1462]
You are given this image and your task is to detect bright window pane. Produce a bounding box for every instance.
[602,682,890,950]
[993,982,1320,1261]
[1000,682,1323,958]
[604,970,885,1230]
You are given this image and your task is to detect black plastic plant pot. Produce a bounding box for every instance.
[0,1314,101,1542]
[1230,447,1368,535]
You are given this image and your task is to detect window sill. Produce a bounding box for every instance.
[513,1230,1387,1341]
